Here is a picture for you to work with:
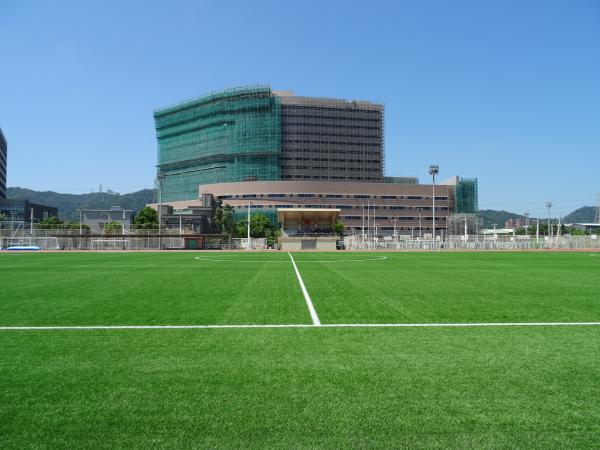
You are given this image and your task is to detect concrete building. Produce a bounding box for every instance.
[0,128,7,200]
[83,207,133,234]
[158,180,461,237]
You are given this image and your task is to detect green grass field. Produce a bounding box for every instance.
[1,251,599,448]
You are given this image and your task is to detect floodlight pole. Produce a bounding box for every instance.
[546,201,553,240]
[77,208,83,235]
[361,203,365,249]
[428,165,439,247]
[247,202,251,250]
[536,219,540,245]
[417,208,422,239]
[464,216,468,242]
[523,212,530,237]
[157,173,165,250]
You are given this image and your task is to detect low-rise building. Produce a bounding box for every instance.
[83,207,133,234]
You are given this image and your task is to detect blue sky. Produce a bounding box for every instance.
[1,0,599,216]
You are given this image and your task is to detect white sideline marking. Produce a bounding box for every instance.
[288,252,321,326]
[193,256,387,263]
[1,322,599,331]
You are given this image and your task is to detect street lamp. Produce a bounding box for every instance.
[428,164,439,244]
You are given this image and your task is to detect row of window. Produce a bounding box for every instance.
[282,140,380,147]
[281,105,381,115]
[281,175,381,181]
[285,166,380,172]
[223,202,448,213]
[341,216,446,221]
[282,123,381,132]
[282,132,381,140]
[280,157,380,164]
[221,194,448,201]
[282,114,380,125]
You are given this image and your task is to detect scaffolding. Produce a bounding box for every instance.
[455,178,478,214]
[154,86,282,202]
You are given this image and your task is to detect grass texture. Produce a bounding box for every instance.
[1,251,599,448]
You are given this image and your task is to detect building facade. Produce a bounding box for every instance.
[83,207,133,234]
[277,93,383,182]
[0,128,7,200]
[157,180,460,236]
[154,87,385,203]
[0,199,58,223]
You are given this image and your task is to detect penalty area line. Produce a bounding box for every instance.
[288,252,321,326]
[1,322,600,331]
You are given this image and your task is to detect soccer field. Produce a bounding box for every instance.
[1,251,599,448]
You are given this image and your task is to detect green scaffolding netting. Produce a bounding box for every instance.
[154,86,281,202]
[455,178,478,214]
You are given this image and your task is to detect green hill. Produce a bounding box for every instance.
[477,210,527,228]
[563,206,597,224]
[7,187,154,221]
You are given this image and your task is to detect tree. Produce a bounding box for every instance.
[37,217,64,229]
[333,219,345,236]
[213,204,235,234]
[266,227,281,247]
[134,206,158,229]
[103,221,123,234]
[234,213,279,239]
[0,212,5,221]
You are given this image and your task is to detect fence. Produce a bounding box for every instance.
[343,234,600,251]
[1,224,598,251]
[0,227,233,251]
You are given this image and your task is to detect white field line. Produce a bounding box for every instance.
[193,256,387,263]
[1,322,600,331]
[288,252,321,326]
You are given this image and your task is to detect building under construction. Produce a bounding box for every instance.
[153,86,478,236]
